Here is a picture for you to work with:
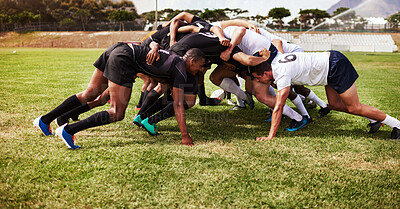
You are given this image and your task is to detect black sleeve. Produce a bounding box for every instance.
[171,60,188,89]
[141,37,152,47]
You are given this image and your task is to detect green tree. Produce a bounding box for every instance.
[386,12,400,30]
[250,15,267,25]
[109,10,136,31]
[200,9,229,22]
[299,9,330,27]
[268,7,290,31]
[333,7,355,21]
[73,9,90,31]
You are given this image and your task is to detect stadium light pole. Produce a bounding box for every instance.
[155,0,158,29]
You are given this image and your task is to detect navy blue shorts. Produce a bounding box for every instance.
[328,51,359,94]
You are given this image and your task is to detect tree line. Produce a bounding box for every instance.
[0,0,399,32]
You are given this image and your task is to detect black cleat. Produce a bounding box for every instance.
[318,105,331,118]
[367,121,383,134]
[71,114,79,121]
[285,117,307,131]
[305,116,313,124]
[390,127,400,140]
[243,92,255,110]
[55,117,69,126]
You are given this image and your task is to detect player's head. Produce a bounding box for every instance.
[184,48,206,73]
[250,61,273,84]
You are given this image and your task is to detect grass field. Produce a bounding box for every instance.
[0,48,399,208]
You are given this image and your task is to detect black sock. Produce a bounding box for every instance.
[56,104,90,125]
[227,92,232,100]
[140,96,169,119]
[148,101,189,124]
[64,111,111,135]
[41,95,81,125]
[198,84,219,106]
[137,90,161,115]
[136,91,145,108]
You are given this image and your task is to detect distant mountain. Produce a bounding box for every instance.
[327,0,400,18]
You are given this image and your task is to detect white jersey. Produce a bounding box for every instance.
[258,28,303,53]
[271,52,330,91]
[212,23,271,55]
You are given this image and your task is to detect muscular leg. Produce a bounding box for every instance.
[63,81,132,136]
[325,84,386,121]
[41,68,108,125]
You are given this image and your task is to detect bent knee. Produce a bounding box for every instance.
[108,109,125,122]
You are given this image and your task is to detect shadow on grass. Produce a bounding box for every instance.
[78,105,394,149]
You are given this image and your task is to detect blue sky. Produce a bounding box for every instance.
[131,0,341,20]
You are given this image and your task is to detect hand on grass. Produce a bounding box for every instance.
[182,135,194,146]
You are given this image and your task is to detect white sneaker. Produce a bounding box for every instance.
[226,99,235,106]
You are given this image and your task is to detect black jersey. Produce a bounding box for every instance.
[142,27,188,50]
[130,44,188,89]
[170,32,227,58]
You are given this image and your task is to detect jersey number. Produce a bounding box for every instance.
[278,54,297,63]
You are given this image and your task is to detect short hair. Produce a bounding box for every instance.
[250,61,272,75]
[183,48,205,63]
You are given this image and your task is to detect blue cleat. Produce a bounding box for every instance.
[141,118,159,136]
[55,124,81,149]
[33,116,53,136]
[133,115,143,128]
[285,116,307,132]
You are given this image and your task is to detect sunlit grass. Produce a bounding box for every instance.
[0,48,399,208]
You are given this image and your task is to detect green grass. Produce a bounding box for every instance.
[0,48,399,208]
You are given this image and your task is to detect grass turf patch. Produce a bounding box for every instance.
[0,48,399,208]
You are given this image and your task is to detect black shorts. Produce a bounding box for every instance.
[93,42,138,88]
[328,50,359,94]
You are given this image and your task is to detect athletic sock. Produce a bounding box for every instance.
[57,104,90,125]
[268,86,276,96]
[64,111,111,135]
[226,92,232,100]
[291,95,310,117]
[381,115,400,129]
[136,91,145,108]
[219,78,246,101]
[236,96,245,107]
[140,97,169,119]
[283,104,303,121]
[364,117,377,123]
[306,90,327,108]
[137,90,161,115]
[147,101,189,124]
[41,95,81,125]
[198,84,219,106]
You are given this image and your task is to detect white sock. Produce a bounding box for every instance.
[307,90,327,108]
[268,86,276,96]
[363,117,377,123]
[291,95,309,117]
[236,96,245,107]
[219,78,246,101]
[381,115,400,129]
[283,104,302,121]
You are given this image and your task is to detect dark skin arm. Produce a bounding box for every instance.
[146,41,160,65]
[256,86,290,141]
[172,87,193,146]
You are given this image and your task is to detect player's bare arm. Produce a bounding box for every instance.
[257,86,290,141]
[271,39,284,54]
[232,51,268,66]
[220,26,246,61]
[146,41,161,65]
[210,26,230,47]
[172,87,193,146]
[220,19,260,33]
